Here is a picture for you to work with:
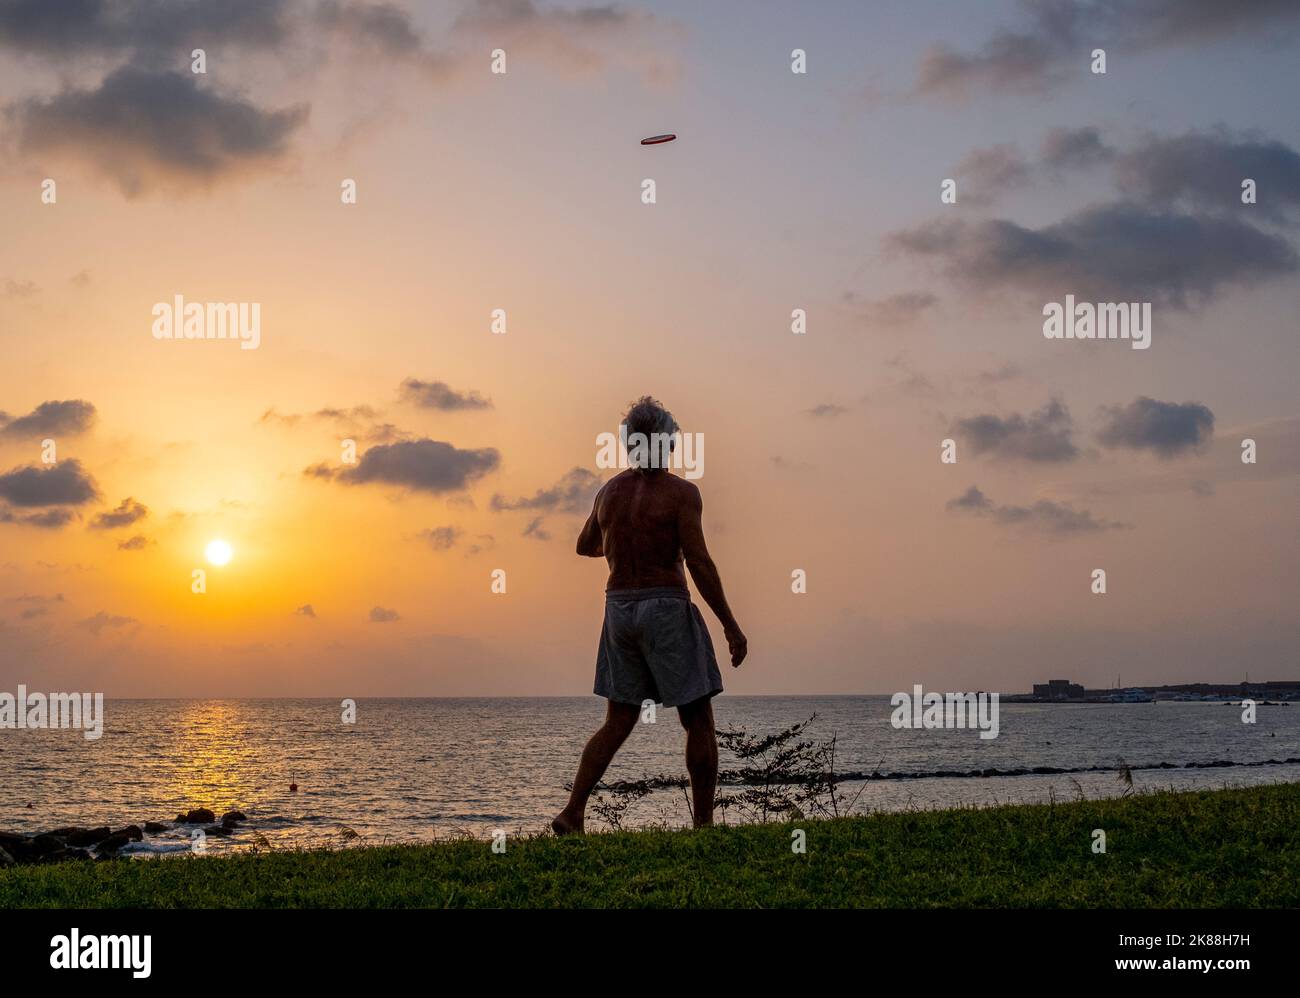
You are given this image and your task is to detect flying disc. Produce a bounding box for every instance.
[640,133,676,145]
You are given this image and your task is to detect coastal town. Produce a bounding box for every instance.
[1006,679,1300,704]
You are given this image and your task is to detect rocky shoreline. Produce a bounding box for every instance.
[0,808,248,867]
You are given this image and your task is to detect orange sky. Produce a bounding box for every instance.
[1,1,1298,695]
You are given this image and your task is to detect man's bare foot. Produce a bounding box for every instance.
[551,813,583,836]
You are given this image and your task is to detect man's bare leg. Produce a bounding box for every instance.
[678,696,718,828]
[552,700,640,835]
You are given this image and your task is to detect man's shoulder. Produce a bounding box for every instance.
[668,474,702,506]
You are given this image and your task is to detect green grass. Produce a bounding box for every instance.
[3,783,1298,908]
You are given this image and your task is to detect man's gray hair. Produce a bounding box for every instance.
[623,396,679,438]
[621,396,679,466]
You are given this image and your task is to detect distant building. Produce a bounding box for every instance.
[1033,679,1085,700]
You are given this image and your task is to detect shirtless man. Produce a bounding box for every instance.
[552,396,747,835]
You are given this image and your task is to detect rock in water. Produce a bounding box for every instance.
[97,832,133,853]
[66,827,112,847]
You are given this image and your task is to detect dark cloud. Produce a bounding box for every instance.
[0,399,96,438]
[309,438,500,494]
[0,507,77,528]
[295,604,316,618]
[79,610,137,634]
[369,605,400,623]
[947,485,1128,535]
[0,459,99,507]
[1096,396,1214,458]
[490,467,600,514]
[8,66,309,197]
[1040,126,1116,169]
[521,516,551,541]
[954,143,1032,202]
[954,399,1077,462]
[90,496,148,529]
[465,533,494,555]
[0,0,292,59]
[420,525,462,551]
[805,403,849,419]
[888,203,1298,306]
[914,0,1300,100]
[117,534,151,550]
[315,0,423,54]
[399,378,493,412]
[1115,131,1300,222]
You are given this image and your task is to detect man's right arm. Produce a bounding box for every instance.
[576,491,603,557]
[677,484,747,667]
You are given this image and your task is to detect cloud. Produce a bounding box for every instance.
[850,291,938,328]
[465,533,494,555]
[451,0,680,83]
[947,485,1128,535]
[79,610,138,635]
[399,378,493,411]
[309,438,500,494]
[913,0,1300,100]
[888,203,1298,306]
[490,467,599,514]
[90,496,148,529]
[420,525,462,550]
[7,66,308,197]
[0,399,96,438]
[805,403,849,419]
[971,362,1022,384]
[1096,396,1215,458]
[0,507,77,528]
[953,399,1078,463]
[521,516,551,541]
[0,459,99,506]
[295,604,317,618]
[2,278,38,299]
[315,0,455,78]
[0,0,293,59]
[369,605,400,623]
[954,143,1032,202]
[1115,130,1300,223]
[117,534,151,550]
[260,404,406,444]
[1040,126,1116,169]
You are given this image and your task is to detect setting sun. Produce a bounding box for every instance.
[205,539,233,567]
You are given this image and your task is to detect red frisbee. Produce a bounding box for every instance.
[640,133,676,145]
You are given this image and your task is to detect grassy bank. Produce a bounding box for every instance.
[3,783,1297,908]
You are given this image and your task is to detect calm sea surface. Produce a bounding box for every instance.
[3,697,1298,853]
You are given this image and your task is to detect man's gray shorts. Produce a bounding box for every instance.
[594,587,723,708]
